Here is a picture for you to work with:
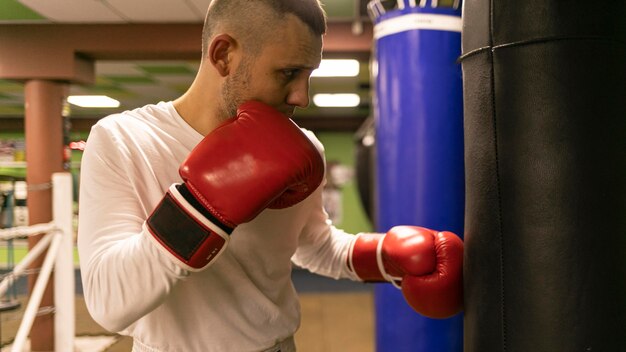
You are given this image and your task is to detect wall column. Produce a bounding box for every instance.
[24,79,67,352]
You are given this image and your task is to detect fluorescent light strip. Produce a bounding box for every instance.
[67,95,120,108]
[313,94,360,107]
[311,59,360,77]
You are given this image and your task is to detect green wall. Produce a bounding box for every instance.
[317,132,373,234]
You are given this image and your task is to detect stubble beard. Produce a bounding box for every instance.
[220,58,252,120]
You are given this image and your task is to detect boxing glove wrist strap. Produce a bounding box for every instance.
[376,236,402,289]
[176,183,234,234]
[145,184,231,272]
[348,233,402,287]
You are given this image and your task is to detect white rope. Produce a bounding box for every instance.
[0,222,58,241]
[26,182,53,192]
[0,231,57,297]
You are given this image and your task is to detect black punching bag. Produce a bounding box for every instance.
[460,1,626,351]
[354,116,375,225]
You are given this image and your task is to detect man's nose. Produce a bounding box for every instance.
[286,79,310,109]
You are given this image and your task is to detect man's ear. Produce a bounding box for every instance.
[208,34,237,77]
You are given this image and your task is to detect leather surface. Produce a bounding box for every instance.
[461,0,626,350]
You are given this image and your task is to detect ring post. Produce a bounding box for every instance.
[52,172,74,352]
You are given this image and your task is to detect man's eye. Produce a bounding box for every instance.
[283,69,299,79]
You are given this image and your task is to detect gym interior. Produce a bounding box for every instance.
[0,0,624,351]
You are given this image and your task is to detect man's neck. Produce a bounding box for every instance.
[173,82,224,137]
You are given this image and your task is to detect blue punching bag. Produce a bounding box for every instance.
[369,0,463,351]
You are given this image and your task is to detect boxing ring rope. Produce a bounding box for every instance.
[0,173,75,352]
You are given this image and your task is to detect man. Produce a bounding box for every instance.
[77,1,463,351]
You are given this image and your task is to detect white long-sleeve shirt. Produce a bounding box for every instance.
[77,101,359,352]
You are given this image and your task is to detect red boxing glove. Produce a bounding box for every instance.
[348,226,463,319]
[179,101,324,225]
[146,101,324,271]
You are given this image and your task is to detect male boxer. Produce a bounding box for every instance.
[77,1,463,351]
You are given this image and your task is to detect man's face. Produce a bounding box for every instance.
[221,15,323,117]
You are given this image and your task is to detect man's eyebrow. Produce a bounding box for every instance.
[280,63,319,71]
[279,50,322,70]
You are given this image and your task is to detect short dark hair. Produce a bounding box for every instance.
[201,0,327,59]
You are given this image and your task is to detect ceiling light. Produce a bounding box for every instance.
[67,95,120,108]
[313,94,361,107]
[311,59,360,77]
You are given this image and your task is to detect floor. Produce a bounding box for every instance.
[0,270,375,352]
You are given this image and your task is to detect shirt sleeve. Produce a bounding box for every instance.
[77,122,188,333]
[291,130,360,281]
[291,186,360,281]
